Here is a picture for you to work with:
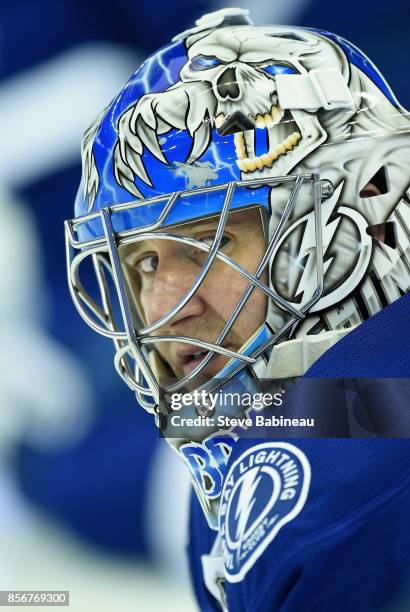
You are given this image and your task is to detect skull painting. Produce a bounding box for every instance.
[111,26,356,196]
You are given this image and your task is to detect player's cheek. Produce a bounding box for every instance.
[235,286,268,338]
[138,282,154,324]
[207,267,247,314]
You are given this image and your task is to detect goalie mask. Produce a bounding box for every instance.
[66,9,410,527]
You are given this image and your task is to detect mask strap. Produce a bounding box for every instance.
[276,68,355,111]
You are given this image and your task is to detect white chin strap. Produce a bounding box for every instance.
[264,326,357,379]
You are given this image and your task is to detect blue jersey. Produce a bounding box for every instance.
[187,293,410,611]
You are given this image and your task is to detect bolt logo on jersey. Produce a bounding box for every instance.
[220,442,311,582]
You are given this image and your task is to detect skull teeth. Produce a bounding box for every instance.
[215,105,282,133]
[217,104,300,172]
[214,113,226,129]
[255,105,284,129]
[234,132,247,160]
[236,132,301,172]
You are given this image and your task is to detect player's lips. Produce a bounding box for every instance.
[174,342,234,377]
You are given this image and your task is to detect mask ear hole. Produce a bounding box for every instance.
[359,166,389,197]
[366,221,396,248]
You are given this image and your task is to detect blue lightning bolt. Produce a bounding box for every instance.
[157,42,180,86]
[209,142,238,181]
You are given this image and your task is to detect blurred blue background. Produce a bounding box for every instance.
[0,1,409,610]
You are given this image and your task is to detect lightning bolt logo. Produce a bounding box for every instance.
[295,183,344,303]
[220,442,311,582]
[233,467,261,551]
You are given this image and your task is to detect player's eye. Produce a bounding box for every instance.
[136,254,159,274]
[197,235,231,250]
[189,55,222,71]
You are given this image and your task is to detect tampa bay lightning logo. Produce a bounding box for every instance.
[220,442,311,582]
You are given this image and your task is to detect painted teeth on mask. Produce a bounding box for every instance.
[255,105,284,129]
[234,132,247,160]
[214,113,225,129]
[234,130,255,160]
[235,132,302,173]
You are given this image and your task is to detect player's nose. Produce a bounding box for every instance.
[146,251,206,327]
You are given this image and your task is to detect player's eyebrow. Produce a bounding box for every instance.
[119,207,264,265]
[119,240,156,266]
